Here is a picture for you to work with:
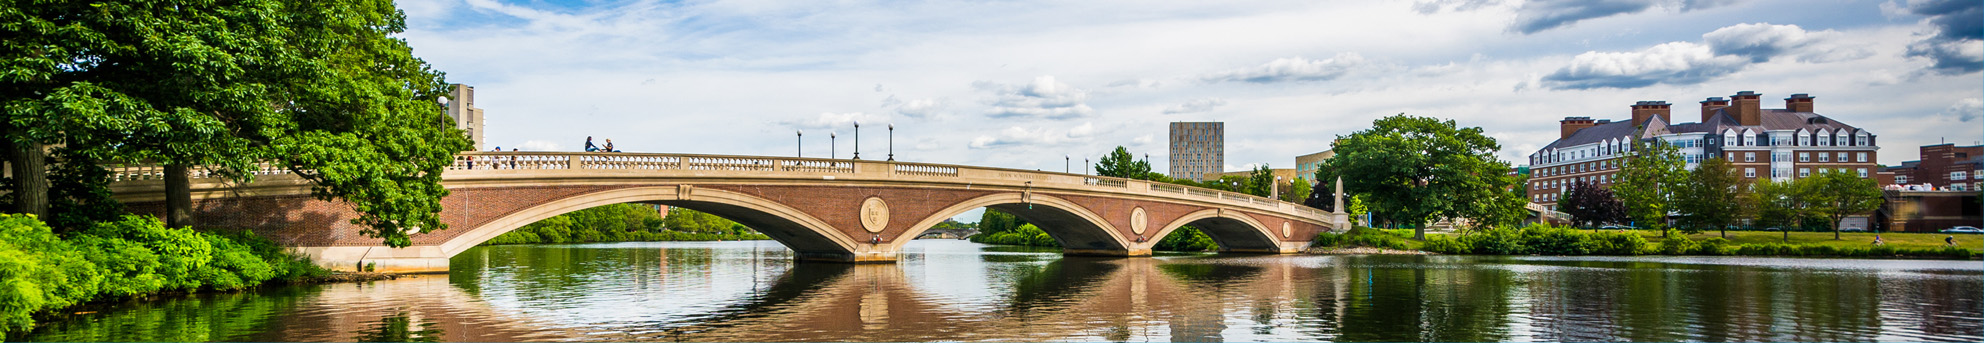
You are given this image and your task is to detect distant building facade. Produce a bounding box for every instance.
[1526,91,1881,211]
[1169,122,1224,181]
[1295,150,1334,184]
[446,84,486,151]
[1882,144,1984,191]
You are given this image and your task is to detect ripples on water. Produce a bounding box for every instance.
[15,240,1983,342]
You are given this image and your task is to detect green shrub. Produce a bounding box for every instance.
[1312,227,1411,250]
[1658,236,1697,255]
[1589,231,1652,255]
[1420,237,1470,254]
[0,215,101,334]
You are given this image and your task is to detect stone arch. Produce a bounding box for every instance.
[1141,208,1282,253]
[436,186,863,261]
[893,193,1130,253]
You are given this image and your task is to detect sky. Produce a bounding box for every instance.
[399,0,1982,174]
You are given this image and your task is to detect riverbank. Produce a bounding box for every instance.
[1358,224,1982,259]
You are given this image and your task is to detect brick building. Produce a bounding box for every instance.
[1168,122,1224,181]
[1526,91,1881,211]
[1882,144,1984,191]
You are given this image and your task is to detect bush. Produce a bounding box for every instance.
[0,215,330,337]
[1312,227,1410,250]
[1420,237,1470,254]
[0,215,100,334]
[972,224,1062,248]
[1658,236,1698,255]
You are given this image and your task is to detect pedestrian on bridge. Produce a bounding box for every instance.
[604,139,619,152]
[585,136,600,152]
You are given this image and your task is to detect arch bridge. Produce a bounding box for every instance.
[107,152,1349,272]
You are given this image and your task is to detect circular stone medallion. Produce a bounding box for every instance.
[1282,222,1293,238]
[1130,207,1149,235]
[860,197,890,233]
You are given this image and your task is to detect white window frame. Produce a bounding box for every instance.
[1799,168,1810,178]
[1857,152,1868,163]
[1799,152,1810,162]
[1745,168,1756,178]
[1857,168,1868,178]
[1745,152,1756,162]
[1955,171,1970,181]
[1818,153,1829,162]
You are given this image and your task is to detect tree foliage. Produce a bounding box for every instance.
[1,0,469,247]
[1561,180,1626,229]
[1798,169,1885,240]
[1612,138,1686,234]
[1674,157,1749,238]
[485,204,765,245]
[1094,146,1152,180]
[1318,114,1524,239]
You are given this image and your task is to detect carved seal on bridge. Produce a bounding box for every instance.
[1130,207,1148,235]
[860,197,890,233]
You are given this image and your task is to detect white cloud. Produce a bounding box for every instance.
[1162,98,1228,114]
[976,76,1094,120]
[892,98,946,118]
[1543,42,1747,89]
[1201,53,1366,83]
[967,123,1096,149]
[1945,98,1983,122]
[780,112,889,130]
[1702,23,1826,62]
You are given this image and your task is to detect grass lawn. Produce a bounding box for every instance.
[1403,230,1984,253]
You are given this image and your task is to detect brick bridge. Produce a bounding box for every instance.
[108,152,1349,272]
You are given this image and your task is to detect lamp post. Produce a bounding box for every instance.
[1084,158,1090,175]
[1065,155,1070,173]
[796,130,803,158]
[887,124,894,161]
[852,121,861,160]
[830,132,837,159]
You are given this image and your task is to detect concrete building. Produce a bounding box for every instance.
[1526,91,1881,211]
[445,84,486,151]
[1169,122,1224,181]
[1294,150,1334,183]
[1882,144,1984,191]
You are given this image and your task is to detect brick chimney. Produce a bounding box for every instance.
[1784,93,1814,113]
[1731,91,1762,126]
[1630,101,1671,125]
[1700,97,1729,122]
[1560,117,1597,140]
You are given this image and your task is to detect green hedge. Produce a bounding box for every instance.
[1421,224,1976,259]
[1312,227,1412,250]
[0,215,324,337]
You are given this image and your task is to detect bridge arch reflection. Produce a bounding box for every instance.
[440,186,862,261]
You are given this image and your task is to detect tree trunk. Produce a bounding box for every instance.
[165,164,194,228]
[1782,229,1789,243]
[1720,227,1726,239]
[1414,222,1425,240]
[8,137,49,218]
[1832,216,1842,240]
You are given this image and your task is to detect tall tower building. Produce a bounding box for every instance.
[1168,122,1224,181]
[446,84,486,151]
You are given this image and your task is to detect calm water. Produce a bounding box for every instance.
[17,240,1984,342]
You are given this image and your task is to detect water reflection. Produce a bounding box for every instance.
[13,240,1982,342]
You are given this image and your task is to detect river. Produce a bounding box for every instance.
[16,240,1983,342]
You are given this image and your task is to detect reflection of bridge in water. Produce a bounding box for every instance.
[601,256,1329,342]
[108,152,1350,272]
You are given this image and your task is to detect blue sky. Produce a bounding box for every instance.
[399,0,1981,173]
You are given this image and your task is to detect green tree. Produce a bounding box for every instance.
[1094,146,1152,180]
[1318,114,1523,240]
[1750,179,1808,243]
[1281,178,1312,203]
[1,0,469,247]
[1612,138,1686,236]
[1674,158,1749,238]
[1244,164,1275,198]
[1799,169,1884,240]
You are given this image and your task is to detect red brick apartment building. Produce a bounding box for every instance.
[1526,91,1881,211]
[1883,144,1984,191]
